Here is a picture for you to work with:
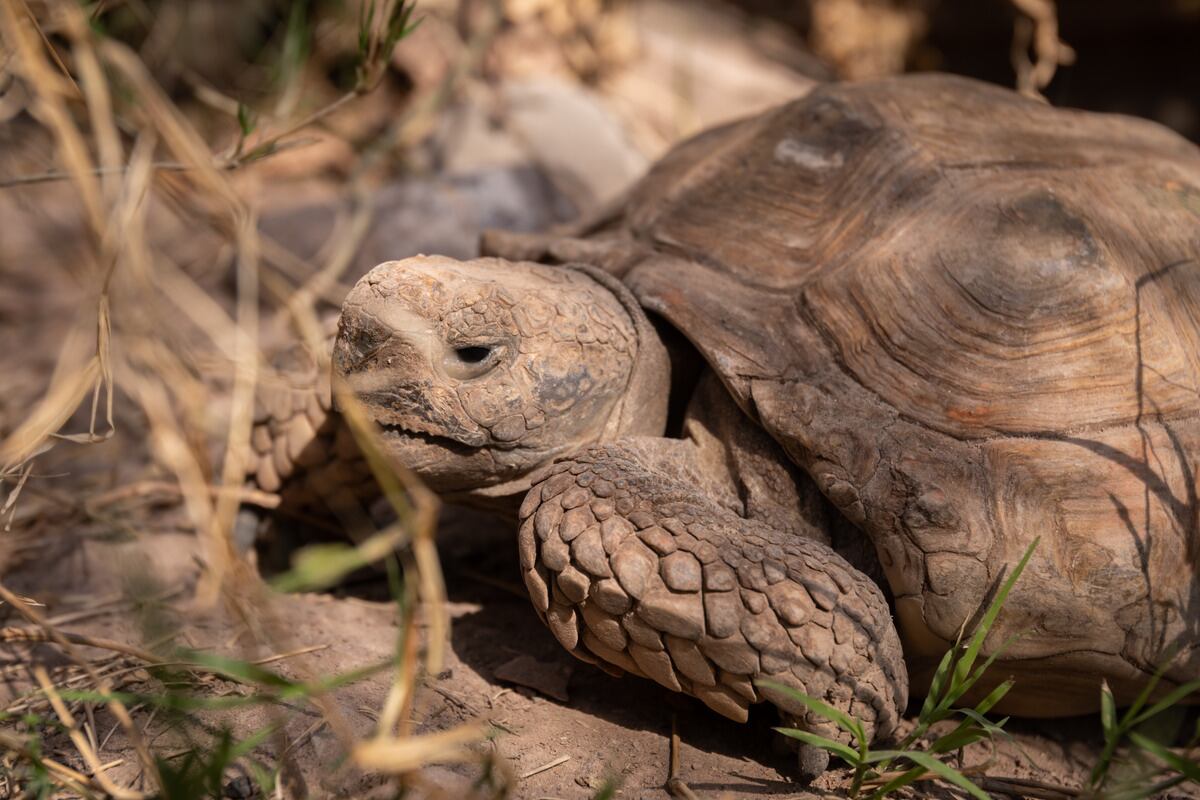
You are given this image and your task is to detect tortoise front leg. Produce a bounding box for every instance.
[237,358,380,563]
[518,440,908,759]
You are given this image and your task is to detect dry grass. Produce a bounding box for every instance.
[1009,0,1075,97]
[0,1,495,796]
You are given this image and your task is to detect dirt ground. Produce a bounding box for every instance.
[2,0,1199,798]
[5,493,1170,799]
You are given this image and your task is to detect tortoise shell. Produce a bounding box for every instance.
[605,73,1200,712]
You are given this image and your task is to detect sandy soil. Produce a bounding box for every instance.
[9,496,1185,800]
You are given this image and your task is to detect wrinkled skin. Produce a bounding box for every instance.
[333,256,661,493]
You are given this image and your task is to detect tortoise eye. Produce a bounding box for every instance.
[444,344,502,379]
[454,346,493,364]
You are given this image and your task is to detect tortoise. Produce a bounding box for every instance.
[248,73,1200,770]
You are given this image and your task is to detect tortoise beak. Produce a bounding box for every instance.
[333,298,490,448]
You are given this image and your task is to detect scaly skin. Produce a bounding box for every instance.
[246,255,909,775]
[518,442,907,744]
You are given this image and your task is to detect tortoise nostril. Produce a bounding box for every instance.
[455,346,492,364]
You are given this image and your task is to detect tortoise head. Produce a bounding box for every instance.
[333,255,669,493]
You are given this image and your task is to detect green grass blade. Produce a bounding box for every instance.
[867,765,927,799]
[953,538,1038,691]
[588,777,621,800]
[1101,778,1175,800]
[757,680,866,744]
[64,688,274,712]
[1121,662,1168,729]
[928,723,989,755]
[179,650,298,689]
[1118,773,1190,800]
[862,749,907,763]
[1128,732,1200,783]
[918,647,958,723]
[965,678,1014,719]
[955,707,1010,735]
[271,541,373,593]
[245,762,277,798]
[774,727,860,764]
[236,104,256,138]
[1100,680,1117,736]
[1130,679,1200,728]
[1090,680,1124,789]
[228,724,278,761]
[896,751,993,800]
[947,632,1024,707]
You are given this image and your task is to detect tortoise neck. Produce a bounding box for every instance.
[565,263,671,442]
[449,268,672,508]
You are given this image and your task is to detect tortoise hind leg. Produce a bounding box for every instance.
[518,440,908,768]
